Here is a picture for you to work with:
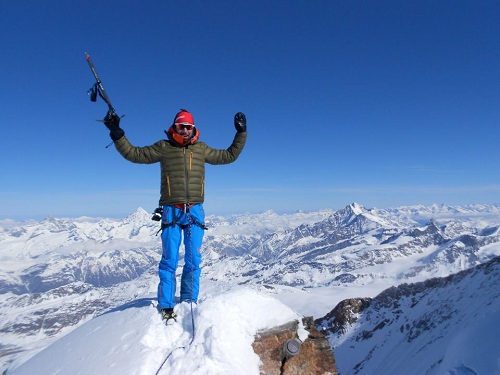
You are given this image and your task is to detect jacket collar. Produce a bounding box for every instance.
[165,125,200,146]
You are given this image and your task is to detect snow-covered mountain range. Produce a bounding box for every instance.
[317,255,499,374]
[1,203,499,374]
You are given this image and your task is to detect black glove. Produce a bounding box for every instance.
[103,110,125,141]
[234,112,247,133]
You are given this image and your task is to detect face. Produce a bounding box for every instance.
[174,123,195,142]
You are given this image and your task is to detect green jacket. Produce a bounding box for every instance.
[114,131,247,206]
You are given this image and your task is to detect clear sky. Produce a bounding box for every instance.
[1,0,499,220]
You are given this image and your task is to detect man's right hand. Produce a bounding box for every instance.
[103,110,125,141]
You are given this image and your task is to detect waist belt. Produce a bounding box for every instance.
[174,203,196,211]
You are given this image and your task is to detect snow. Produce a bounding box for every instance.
[272,283,387,318]
[7,283,305,375]
[439,310,499,375]
[2,203,500,374]
[331,258,500,375]
[206,209,334,236]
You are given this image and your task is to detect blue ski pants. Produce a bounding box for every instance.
[157,204,205,309]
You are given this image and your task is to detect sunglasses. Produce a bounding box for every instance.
[174,123,194,131]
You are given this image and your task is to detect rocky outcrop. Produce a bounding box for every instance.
[252,316,337,375]
[315,297,372,334]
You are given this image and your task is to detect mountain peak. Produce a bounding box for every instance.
[333,202,367,226]
[348,202,364,215]
[124,207,150,222]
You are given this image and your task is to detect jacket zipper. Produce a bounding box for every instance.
[183,148,191,203]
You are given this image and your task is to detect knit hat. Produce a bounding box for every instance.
[173,109,194,126]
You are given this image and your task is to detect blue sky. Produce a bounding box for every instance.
[1,0,499,219]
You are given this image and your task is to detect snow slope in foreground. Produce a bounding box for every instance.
[8,285,307,375]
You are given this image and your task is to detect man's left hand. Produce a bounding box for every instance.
[234,112,247,133]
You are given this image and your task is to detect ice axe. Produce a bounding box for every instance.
[85,52,118,117]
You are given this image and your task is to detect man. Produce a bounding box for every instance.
[103,109,247,321]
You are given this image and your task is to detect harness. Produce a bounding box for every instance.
[155,204,208,236]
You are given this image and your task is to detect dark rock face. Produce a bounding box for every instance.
[315,298,372,334]
[252,317,337,375]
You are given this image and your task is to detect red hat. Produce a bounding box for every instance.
[173,109,194,126]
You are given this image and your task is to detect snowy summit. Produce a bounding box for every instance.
[8,285,307,375]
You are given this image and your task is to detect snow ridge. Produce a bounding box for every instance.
[8,286,304,375]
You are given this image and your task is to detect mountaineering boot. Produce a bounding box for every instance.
[160,308,177,323]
